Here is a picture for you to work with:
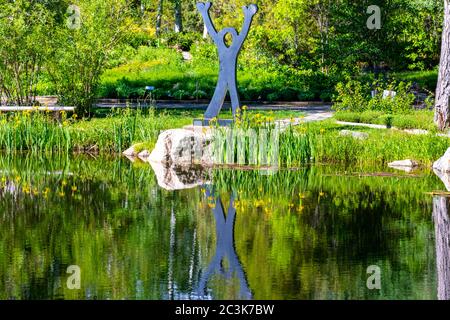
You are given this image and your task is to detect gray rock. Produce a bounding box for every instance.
[182,51,193,61]
[123,145,137,157]
[388,159,419,168]
[339,130,369,140]
[434,148,450,173]
[149,129,212,166]
[434,168,450,191]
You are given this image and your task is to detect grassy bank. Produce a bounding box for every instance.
[0,108,305,154]
[304,121,448,166]
[211,118,449,168]
[0,108,448,167]
[0,109,190,154]
[334,110,436,131]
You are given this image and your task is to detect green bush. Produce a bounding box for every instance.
[333,80,416,114]
[333,80,369,112]
[165,32,202,51]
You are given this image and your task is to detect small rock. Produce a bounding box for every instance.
[433,148,450,173]
[339,130,369,140]
[182,51,193,61]
[388,159,419,168]
[123,145,136,157]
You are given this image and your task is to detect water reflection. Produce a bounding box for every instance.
[197,187,252,300]
[433,196,450,300]
[0,154,447,300]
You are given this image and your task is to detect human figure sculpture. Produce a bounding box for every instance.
[197,2,258,119]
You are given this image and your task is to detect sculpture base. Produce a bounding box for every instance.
[193,119,234,127]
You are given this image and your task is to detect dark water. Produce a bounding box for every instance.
[0,154,448,300]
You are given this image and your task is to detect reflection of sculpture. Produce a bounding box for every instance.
[197,188,252,299]
[433,196,450,300]
[197,2,258,119]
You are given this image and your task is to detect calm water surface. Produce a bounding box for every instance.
[0,154,448,300]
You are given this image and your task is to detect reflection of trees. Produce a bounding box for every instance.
[433,196,450,300]
[196,188,252,300]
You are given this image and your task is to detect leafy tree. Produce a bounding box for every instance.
[0,0,53,106]
[46,0,131,115]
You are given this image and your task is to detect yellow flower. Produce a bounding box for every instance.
[71,185,77,193]
[319,192,325,197]
[15,176,21,182]
[320,128,325,134]
[61,180,67,186]
[58,191,65,197]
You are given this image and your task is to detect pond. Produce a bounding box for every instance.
[0,154,448,300]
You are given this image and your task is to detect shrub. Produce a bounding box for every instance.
[334,80,416,114]
[333,80,369,112]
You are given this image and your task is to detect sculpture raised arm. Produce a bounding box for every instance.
[236,4,258,47]
[197,2,219,43]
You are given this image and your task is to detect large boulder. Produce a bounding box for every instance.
[434,148,450,173]
[433,148,450,191]
[149,129,212,166]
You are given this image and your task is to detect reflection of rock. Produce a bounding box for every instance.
[433,196,450,300]
[434,148,450,173]
[339,130,368,140]
[149,161,210,191]
[149,129,213,166]
[388,159,418,172]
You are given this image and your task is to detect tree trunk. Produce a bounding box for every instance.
[435,0,450,131]
[156,0,164,37]
[433,196,450,300]
[174,0,183,33]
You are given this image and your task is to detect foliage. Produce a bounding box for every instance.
[46,0,131,115]
[0,0,53,106]
[0,108,191,154]
[333,80,417,114]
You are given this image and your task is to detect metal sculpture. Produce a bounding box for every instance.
[197,2,258,119]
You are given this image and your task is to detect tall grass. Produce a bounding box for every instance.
[211,109,450,167]
[0,108,192,154]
